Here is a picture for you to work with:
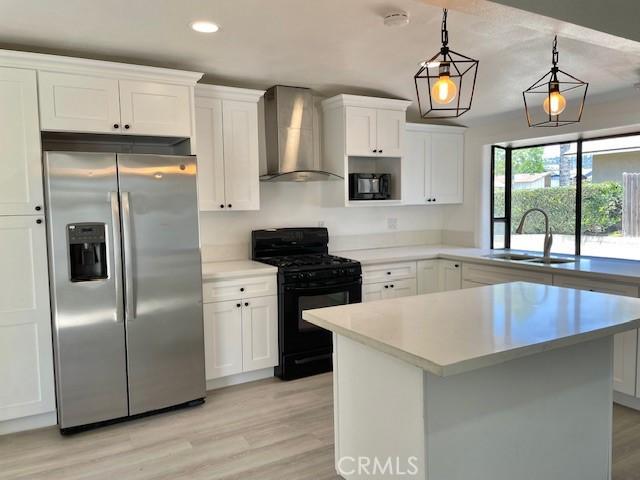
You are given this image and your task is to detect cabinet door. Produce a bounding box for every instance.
[363,283,384,303]
[0,216,55,421]
[0,68,43,216]
[439,260,462,291]
[429,133,463,204]
[386,278,417,299]
[241,296,278,372]
[417,260,439,294]
[375,109,404,157]
[403,131,427,205]
[203,300,243,380]
[119,80,191,137]
[345,106,377,156]
[222,100,260,210]
[38,71,121,134]
[195,97,226,211]
[553,275,639,396]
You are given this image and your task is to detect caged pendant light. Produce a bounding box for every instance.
[523,36,589,127]
[414,9,479,119]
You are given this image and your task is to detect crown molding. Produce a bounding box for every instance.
[321,94,412,111]
[195,84,265,102]
[0,49,203,85]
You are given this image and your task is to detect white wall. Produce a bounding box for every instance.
[443,92,640,248]
[199,182,446,260]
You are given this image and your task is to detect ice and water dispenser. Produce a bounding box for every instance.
[67,223,108,282]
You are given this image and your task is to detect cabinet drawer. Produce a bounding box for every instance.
[462,263,552,286]
[363,261,416,284]
[203,275,277,303]
[552,275,640,297]
[362,278,417,302]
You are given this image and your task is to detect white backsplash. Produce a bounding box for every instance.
[200,181,450,262]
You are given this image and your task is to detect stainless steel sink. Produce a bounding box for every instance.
[486,253,539,261]
[524,258,575,265]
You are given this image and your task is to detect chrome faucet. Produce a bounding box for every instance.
[515,208,553,262]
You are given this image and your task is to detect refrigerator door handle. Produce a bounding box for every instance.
[110,192,124,324]
[121,191,136,322]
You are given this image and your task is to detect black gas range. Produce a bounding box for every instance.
[252,228,362,380]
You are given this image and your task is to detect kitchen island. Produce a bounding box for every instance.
[303,282,640,480]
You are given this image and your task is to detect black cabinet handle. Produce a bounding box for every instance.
[379,149,383,153]
[228,204,232,208]
[236,303,241,308]
[454,264,459,268]
[113,123,119,129]
[36,219,42,224]
[390,284,394,288]
[35,206,42,211]
[427,198,432,202]
[124,124,130,130]
[372,149,378,153]
[240,287,245,292]
[387,272,391,275]
[220,204,225,209]
[244,302,249,307]
[384,285,389,289]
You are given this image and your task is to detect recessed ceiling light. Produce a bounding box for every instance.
[190,21,219,33]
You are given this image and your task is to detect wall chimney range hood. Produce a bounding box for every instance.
[261,85,342,182]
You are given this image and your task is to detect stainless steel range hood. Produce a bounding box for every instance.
[261,85,342,182]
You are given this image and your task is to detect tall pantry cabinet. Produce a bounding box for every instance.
[0,66,56,433]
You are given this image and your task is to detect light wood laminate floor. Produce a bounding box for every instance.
[1,373,640,479]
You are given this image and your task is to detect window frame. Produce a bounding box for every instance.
[490,131,640,259]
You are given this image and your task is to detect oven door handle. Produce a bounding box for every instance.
[284,280,361,293]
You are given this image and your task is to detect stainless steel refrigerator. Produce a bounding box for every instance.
[44,152,206,432]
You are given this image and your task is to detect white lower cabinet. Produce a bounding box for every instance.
[0,216,55,422]
[461,262,553,287]
[202,274,278,381]
[363,278,416,302]
[241,296,278,372]
[417,259,462,294]
[553,274,640,397]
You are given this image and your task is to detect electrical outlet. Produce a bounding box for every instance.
[318,220,325,227]
[387,217,398,230]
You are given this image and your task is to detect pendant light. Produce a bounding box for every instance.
[414,9,479,119]
[523,36,589,127]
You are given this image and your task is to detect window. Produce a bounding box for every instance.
[491,133,640,260]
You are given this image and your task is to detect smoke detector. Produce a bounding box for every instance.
[384,11,410,27]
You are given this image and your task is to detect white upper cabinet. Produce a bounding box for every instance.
[119,80,191,137]
[323,95,411,159]
[0,67,43,216]
[0,215,55,422]
[345,106,377,156]
[222,100,260,210]
[38,72,121,134]
[375,109,404,157]
[37,64,200,138]
[344,104,406,157]
[195,97,226,211]
[430,133,464,204]
[403,124,464,205]
[195,85,263,212]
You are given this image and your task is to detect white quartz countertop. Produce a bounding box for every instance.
[303,282,640,377]
[202,260,277,280]
[336,245,640,284]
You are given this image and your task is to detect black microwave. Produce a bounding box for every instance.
[349,173,391,200]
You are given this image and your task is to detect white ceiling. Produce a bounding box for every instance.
[0,0,639,124]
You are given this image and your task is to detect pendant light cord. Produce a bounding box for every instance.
[441,9,449,47]
[552,35,559,67]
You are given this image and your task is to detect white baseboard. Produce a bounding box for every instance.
[614,391,640,410]
[0,411,57,436]
[206,368,275,391]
